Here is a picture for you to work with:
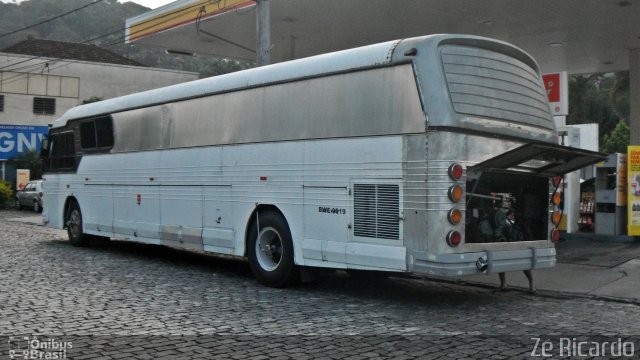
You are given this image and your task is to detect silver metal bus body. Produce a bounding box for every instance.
[42,34,604,286]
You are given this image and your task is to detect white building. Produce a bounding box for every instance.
[0,38,198,182]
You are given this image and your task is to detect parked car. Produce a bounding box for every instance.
[16,180,44,212]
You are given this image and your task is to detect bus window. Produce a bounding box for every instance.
[80,116,113,150]
[80,121,97,148]
[95,117,114,148]
[48,131,76,171]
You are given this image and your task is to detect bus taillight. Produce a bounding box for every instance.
[446,230,462,247]
[448,163,463,181]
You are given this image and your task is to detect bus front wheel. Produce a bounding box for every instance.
[247,211,299,287]
[66,202,89,246]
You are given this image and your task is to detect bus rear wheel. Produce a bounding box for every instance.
[66,202,89,246]
[247,211,299,287]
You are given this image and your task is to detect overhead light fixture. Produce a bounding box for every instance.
[548,42,564,47]
[165,49,195,56]
[602,60,614,65]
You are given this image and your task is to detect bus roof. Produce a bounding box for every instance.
[52,37,403,128]
[52,33,539,130]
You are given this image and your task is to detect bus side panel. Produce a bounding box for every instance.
[111,151,161,243]
[77,154,114,236]
[302,136,407,271]
[158,148,216,252]
[42,173,74,230]
[222,141,304,259]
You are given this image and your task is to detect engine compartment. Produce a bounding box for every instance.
[465,171,550,243]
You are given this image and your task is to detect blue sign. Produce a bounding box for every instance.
[0,124,49,161]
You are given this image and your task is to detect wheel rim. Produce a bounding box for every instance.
[68,209,81,239]
[255,226,283,271]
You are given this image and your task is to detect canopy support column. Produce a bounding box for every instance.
[256,0,271,66]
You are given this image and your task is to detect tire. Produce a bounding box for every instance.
[66,202,89,246]
[16,199,23,210]
[33,200,41,213]
[247,211,299,287]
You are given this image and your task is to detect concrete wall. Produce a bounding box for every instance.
[0,54,198,127]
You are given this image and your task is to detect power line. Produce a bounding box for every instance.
[0,0,246,74]
[0,0,105,40]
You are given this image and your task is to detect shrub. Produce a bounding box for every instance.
[0,181,13,208]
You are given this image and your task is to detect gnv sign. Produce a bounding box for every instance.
[0,125,49,161]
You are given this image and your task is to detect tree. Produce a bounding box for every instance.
[601,119,629,154]
[567,72,629,149]
[82,96,103,104]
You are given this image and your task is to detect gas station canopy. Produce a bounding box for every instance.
[125,0,640,74]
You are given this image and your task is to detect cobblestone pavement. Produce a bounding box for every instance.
[1,209,639,359]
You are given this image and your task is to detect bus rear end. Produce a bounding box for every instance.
[397,35,605,277]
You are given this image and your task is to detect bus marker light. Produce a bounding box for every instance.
[551,229,560,242]
[552,211,561,225]
[260,176,268,181]
[448,185,463,202]
[552,192,561,205]
[447,208,462,225]
[552,176,562,187]
[137,194,142,205]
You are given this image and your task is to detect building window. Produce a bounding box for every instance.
[0,95,4,112]
[33,97,55,115]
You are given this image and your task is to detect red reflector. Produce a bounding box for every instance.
[136,194,141,205]
[550,229,560,242]
[552,176,562,187]
[448,163,463,181]
[446,230,462,247]
[260,176,268,181]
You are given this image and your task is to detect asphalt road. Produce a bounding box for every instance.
[1,209,639,359]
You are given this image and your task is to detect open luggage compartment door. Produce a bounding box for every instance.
[468,141,607,177]
[464,142,606,244]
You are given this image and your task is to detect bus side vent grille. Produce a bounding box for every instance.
[353,184,400,240]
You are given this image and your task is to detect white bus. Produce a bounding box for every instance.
[41,34,604,287]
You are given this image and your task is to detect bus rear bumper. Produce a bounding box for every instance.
[410,247,556,277]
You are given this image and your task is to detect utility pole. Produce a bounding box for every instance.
[256,0,271,66]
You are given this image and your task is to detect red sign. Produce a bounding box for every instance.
[542,73,561,103]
